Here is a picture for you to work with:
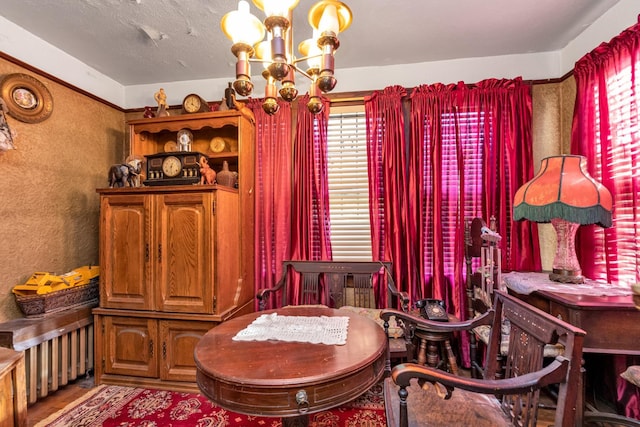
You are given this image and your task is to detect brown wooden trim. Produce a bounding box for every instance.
[2,51,575,112]
[529,69,574,85]
[123,69,577,112]
[1,51,124,111]
[126,100,226,114]
[560,69,574,81]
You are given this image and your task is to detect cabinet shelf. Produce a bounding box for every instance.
[128,110,244,133]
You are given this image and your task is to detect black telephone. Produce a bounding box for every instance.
[415,298,449,322]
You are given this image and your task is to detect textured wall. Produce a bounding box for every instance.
[530,79,576,270]
[560,76,576,155]
[0,58,125,322]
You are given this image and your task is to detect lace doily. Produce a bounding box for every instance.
[232,313,349,345]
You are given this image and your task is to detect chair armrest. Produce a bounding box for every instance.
[379,262,410,312]
[392,356,570,397]
[394,290,410,312]
[380,308,495,334]
[256,269,288,311]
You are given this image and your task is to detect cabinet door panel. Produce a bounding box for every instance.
[156,192,213,314]
[103,316,158,378]
[160,320,214,382]
[100,194,153,310]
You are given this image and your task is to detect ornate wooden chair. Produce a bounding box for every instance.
[381,290,586,427]
[465,217,564,381]
[465,216,502,378]
[257,260,411,360]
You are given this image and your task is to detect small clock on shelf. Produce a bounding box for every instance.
[144,151,207,186]
[209,136,227,153]
[182,94,210,114]
[177,129,193,151]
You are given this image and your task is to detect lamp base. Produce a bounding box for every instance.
[549,268,584,284]
[550,218,584,284]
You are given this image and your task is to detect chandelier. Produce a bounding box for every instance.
[221,0,352,115]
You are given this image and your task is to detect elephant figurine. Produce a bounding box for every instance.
[108,158,142,187]
[199,157,216,185]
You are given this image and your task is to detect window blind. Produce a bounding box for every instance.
[423,110,489,272]
[327,107,372,261]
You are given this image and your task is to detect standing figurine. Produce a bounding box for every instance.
[154,88,169,117]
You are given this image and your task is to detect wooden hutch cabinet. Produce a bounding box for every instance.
[94,110,255,392]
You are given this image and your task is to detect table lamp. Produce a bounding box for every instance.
[513,155,612,284]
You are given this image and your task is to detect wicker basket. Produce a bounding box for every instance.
[14,278,99,318]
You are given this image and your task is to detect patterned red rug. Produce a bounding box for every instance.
[36,382,387,426]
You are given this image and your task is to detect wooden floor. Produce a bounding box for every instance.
[26,372,558,426]
[27,375,96,427]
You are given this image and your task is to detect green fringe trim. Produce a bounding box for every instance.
[513,202,612,228]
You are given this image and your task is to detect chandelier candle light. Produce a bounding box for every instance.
[221,0,352,115]
[513,155,613,284]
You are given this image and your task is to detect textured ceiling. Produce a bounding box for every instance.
[0,0,621,86]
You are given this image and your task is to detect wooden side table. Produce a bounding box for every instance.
[0,347,27,427]
[503,271,639,354]
[503,271,640,423]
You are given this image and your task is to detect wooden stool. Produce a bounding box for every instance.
[413,313,459,375]
[415,330,458,375]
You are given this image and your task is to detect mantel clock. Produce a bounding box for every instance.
[144,151,206,186]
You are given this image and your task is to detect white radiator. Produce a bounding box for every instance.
[0,305,95,404]
[23,324,94,404]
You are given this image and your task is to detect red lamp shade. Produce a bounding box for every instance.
[513,155,612,283]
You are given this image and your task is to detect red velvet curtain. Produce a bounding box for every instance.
[249,94,332,307]
[409,78,538,296]
[408,78,538,366]
[363,80,537,365]
[290,94,332,261]
[364,86,410,308]
[572,18,640,285]
[572,17,640,420]
[247,99,293,309]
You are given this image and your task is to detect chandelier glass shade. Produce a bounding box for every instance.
[221,0,352,114]
[513,155,613,284]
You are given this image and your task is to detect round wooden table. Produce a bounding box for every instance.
[194,306,387,426]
